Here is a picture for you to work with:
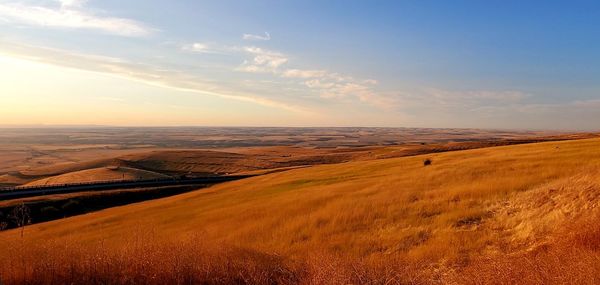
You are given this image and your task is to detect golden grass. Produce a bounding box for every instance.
[2,138,600,283]
[25,166,171,186]
[448,213,600,285]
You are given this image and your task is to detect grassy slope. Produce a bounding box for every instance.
[24,166,171,186]
[1,138,600,283]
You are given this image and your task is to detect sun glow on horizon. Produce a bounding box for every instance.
[0,54,314,127]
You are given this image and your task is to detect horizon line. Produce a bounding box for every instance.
[0,124,593,133]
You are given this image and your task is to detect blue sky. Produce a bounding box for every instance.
[0,0,599,129]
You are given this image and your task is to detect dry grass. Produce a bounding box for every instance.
[0,233,433,285]
[1,138,600,284]
[447,214,600,285]
[25,166,171,186]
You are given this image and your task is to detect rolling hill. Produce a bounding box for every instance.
[14,148,362,183]
[24,166,171,186]
[9,137,587,187]
[1,138,600,284]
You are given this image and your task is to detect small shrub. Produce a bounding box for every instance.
[423,159,432,166]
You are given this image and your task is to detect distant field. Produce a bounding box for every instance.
[0,127,570,149]
[1,137,600,284]
[1,127,594,187]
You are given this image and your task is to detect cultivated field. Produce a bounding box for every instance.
[1,137,599,284]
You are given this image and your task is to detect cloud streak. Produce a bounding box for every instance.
[0,1,154,37]
[281,69,327,78]
[242,32,271,41]
[0,41,307,114]
[181,42,227,54]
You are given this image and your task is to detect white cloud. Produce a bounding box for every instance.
[59,0,87,8]
[237,46,288,73]
[304,79,334,89]
[181,42,225,54]
[311,81,395,110]
[189,43,209,52]
[0,1,154,37]
[242,32,271,41]
[282,69,327,78]
[254,54,288,68]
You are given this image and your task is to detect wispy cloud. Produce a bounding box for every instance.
[0,1,154,37]
[59,0,87,8]
[233,45,393,109]
[181,42,226,54]
[236,46,288,73]
[187,41,531,114]
[242,32,271,41]
[462,98,600,130]
[185,43,210,53]
[377,88,533,113]
[0,41,308,113]
[420,88,530,109]
[304,79,335,89]
[281,69,327,78]
[310,81,397,110]
[179,39,393,110]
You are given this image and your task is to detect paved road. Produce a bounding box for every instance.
[0,176,253,200]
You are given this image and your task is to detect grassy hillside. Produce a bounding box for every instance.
[25,166,171,186]
[1,138,600,284]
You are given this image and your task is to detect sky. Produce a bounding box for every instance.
[0,0,599,130]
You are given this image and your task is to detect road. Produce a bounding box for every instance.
[0,176,253,200]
